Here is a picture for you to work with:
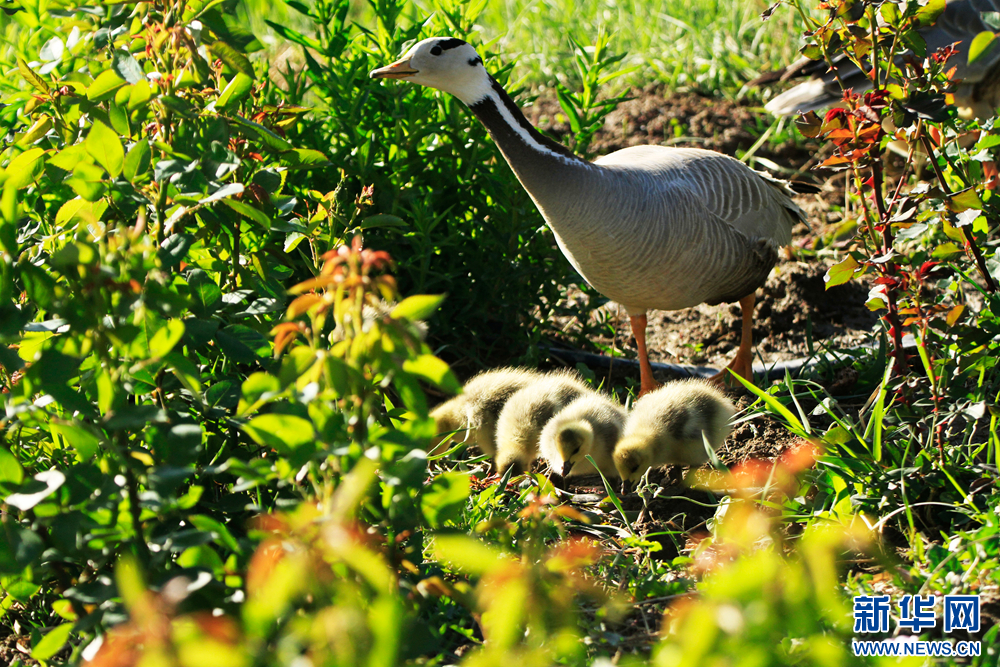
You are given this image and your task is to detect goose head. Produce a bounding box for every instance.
[370,37,491,105]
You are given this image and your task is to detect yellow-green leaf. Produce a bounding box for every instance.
[32,623,73,661]
[149,319,186,357]
[391,294,446,321]
[18,57,49,94]
[17,115,53,146]
[824,255,859,289]
[86,121,124,178]
[402,354,460,393]
[5,147,47,189]
[216,72,253,110]
[87,69,127,101]
[209,40,254,78]
[128,80,152,110]
[969,31,997,65]
[242,414,315,454]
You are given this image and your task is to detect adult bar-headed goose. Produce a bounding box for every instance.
[372,38,809,392]
[613,379,735,481]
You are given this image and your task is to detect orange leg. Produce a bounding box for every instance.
[708,293,756,387]
[629,312,661,397]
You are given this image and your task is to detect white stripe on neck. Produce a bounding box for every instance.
[461,84,586,167]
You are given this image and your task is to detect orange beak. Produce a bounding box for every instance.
[370,58,418,80]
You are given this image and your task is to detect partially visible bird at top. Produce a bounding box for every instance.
[613,379,736,482]
[430,367,544,456]
[757,0,1000,189]
[760,0,1000,120]
[538,392,627,479]
[371,37,814,394]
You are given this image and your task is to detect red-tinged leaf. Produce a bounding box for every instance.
[821,155,851,167]
[827,128,855,140]
[946,304,965,326]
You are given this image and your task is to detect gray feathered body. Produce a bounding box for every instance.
[468,88,803,315]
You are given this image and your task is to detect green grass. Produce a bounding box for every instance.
[242,0,808,98]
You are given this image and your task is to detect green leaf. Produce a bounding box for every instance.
[969,31,998,65]
[165,351,203,395]
[18,114,53,146]
[187,270,223,317]
[51,423,100,461]
[112,48,145,84]
[223,198,271,228]
[5,148,47,189]
[402,354,460,393]
[359,213,406,229]
[915,0,945,25]
[128,80,153,110]
[216,72,253,110]
[189,515,242,554]
[18,57,49,94]
[263,20,321,49]
[209,40,254,78]
[229,114,292,150]
[149,319,185,357]
[67,161,106,201]
[948,187,983,212]
[0,446,24,485]
[242,413,315,454]
[32,623,73,661]
[109,102,130,137]
[391,294,446,321]
[432,535,505,576]
[729,373,809,437]
[279,148,331,169]
[421,472,470,528]
[124,140,152,181]
[87,69,128,101]
[824,255,859,288]
[50,241,98,267]
[86,120,124,178]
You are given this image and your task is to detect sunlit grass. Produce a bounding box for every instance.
[241,0,809,98]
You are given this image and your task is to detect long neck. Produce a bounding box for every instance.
[465,77,597,210]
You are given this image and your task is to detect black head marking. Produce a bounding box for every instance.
[468,56,483,66]
[436,38,468,51]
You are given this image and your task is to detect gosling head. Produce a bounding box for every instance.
[556,427,590,476]
[613,438,653,482]
[370,37,490,105]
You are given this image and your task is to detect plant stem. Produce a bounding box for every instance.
[919,134,998,293]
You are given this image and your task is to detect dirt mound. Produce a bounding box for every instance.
[525,88,816,168]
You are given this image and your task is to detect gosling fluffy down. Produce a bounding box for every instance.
[614,380,736,481]
[430,368,543,455]
[494,371,591,475]
[539,393,626,478]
